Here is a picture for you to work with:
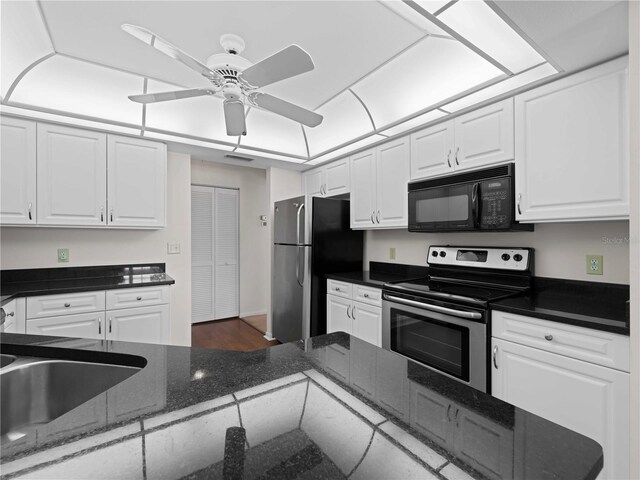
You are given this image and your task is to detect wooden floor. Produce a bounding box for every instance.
[192,317,279,352]
[241,314,267,334]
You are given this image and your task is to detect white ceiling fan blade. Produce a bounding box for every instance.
[121,24,222,83]
[249,92,323,127]
[129,88,215,104]
[224,100,247,136]
[239,45,314,88]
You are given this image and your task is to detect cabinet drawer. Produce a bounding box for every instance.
[27,291,105,319]
[106,286,169,310]
[353,285,382,306]
[492,310,629,372]
[327,279,352,299]
[26,312,104,339]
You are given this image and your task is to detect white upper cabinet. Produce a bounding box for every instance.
[303,158,350,198]
[515,57,629,222]
[37,123,107,226]
[410,99,514,180]
[376,137,410,227]
[351,137,410,229]
[1,117,37,225]
[107,135,166,228]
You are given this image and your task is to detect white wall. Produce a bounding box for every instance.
[0,151,193,346]
[265,167,303,337]
[365,221,630,284]
[191,159,269,318]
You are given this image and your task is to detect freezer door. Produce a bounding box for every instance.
[272,244,305,343]
[274,195,306,245]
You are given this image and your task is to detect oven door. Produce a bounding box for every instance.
[408,182,478,232]
[382,292,487,392]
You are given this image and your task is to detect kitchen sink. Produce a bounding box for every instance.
[1,355,142,440]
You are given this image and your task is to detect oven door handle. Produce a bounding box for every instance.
[383,294,482,320]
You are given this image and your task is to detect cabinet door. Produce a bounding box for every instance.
[37,123,107,226]
[515,57,628,222]
[26,312,104,340]
[0,117,37,224]
[376,137,410,228]
[107,135,166,228]
[454,99,514,171]
[409,379,452,446]
[303,168,324,197]
[349,339,377,399]
[410,121,454,180]
[453,406,514,480]
[349,149,377,229]
[376,349,410,420]
[326,295,352,335]
[107,304,170,344]
[492,338,629,480]
[325,158,350,196]
[351,301,381,347]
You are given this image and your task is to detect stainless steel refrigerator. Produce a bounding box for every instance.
[272,195,363,343]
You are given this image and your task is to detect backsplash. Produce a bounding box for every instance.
[365,221,630,285]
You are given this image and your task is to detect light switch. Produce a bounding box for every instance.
[58,248,69,263]
[167,243,181,254]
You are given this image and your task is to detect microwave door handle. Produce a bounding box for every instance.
[472,182,480,227]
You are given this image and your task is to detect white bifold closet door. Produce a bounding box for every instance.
[191,186,239,323]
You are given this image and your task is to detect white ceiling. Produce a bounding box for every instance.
[0,0,629,169]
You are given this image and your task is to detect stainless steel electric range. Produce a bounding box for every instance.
[382,245,533,393]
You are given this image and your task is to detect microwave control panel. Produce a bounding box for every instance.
[427,246,531,271]
[480,178,510,228]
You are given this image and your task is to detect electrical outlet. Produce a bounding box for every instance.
[586,255,603,275]
[389,247,396,260]
[167,243,181,254]
[57,248,69,263]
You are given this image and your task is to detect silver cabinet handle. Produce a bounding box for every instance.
[454,407,460,427]
[363,293,369,298]
[371,212,375,224]
[447,149,452,168]
[64,303,71,307]
[455,147,460,166]
[109,316,112,333]
[352,306,356,319]
[110,207,114,222]
[335,287,340,292]
[100,206,104,222]
[28,202,32,220]
[98,319,102,335]
[517,194,522,215]
[446,404,452,421]
[545,334,553,341]
[347,305,351,319]
[376,210,380,224]
[493,345,499,369]
[6,311,15,317]
[137,296,142,301]
[323,184,327,195]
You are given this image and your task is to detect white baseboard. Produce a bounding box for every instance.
[263,332,275,341]
[240,310,266,318]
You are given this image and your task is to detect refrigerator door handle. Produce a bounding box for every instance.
[296,246,304,287]
[296,203,305,245]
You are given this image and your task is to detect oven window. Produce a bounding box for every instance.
[390,308,469,381]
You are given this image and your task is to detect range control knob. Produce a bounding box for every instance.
[432,251,439,257]
[501,253,511,261]
[513,254,523,262]
[440,251,446,257]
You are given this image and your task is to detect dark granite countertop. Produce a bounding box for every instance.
[0,264,175,305]
[0,332,602,480]
[491,277,630,335]
[326,261,429,289]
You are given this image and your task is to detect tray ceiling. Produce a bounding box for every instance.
[0,1,627,167]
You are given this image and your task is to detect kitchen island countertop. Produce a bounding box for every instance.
[0,332,602,480]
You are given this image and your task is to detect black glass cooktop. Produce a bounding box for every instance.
[384,278,525,306]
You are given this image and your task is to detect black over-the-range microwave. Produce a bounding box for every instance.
[408,163,533,232]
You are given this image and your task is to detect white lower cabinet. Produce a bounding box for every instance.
[326,281,382,347]
[106,305,170,344]
[23,286,171,344]
[26,311,105,340]
[410,381,514,480]
[492,311,629,480]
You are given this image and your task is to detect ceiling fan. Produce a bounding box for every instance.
[122,24,323,136]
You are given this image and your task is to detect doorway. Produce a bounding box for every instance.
[191,185,239,323]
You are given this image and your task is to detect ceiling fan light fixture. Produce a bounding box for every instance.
[224,99,247,136]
